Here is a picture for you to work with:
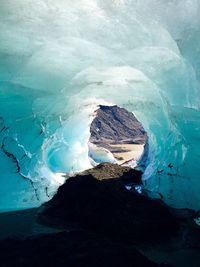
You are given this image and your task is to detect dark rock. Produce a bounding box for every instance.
[39,164,179,245]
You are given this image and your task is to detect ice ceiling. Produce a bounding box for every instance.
[0,0,200,211]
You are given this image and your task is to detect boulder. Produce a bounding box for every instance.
[39,164,179,244]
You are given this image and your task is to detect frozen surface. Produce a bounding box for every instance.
[0,0,200,211]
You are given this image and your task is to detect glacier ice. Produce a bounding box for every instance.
[0,0,200,211]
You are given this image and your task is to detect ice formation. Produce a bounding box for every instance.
[0,0,200,211]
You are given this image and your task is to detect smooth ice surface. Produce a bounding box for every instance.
[0,0,200,211]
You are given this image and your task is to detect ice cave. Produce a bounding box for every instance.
[0,0,200,213]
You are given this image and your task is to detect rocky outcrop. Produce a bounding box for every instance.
[39,163,178,244]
